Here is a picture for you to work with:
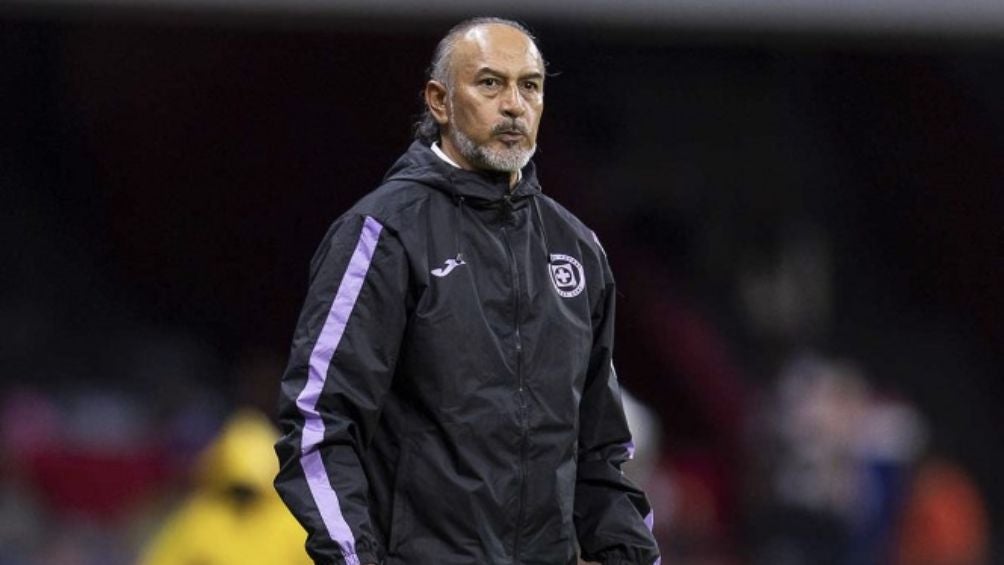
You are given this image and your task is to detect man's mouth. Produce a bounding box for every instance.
[496,131,525,143]
[493,122,528,144]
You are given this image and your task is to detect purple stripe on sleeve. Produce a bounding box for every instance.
[295,215,383,560]
[624,440,636,460]
[644,510,660,565]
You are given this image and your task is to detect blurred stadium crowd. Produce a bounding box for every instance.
[2,7,1001,565]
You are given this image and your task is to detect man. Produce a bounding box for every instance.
[274,17,661,565]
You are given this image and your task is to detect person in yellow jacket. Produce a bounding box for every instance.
[140,409,311,565]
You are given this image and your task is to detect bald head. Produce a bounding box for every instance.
[435,20,543,87]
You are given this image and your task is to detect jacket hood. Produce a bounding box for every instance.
[383,140,542,203]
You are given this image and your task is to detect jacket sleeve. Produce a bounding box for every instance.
[274,214,409,565]
[575,253,661,565]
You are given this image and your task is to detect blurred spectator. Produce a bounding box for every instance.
[752,355,930,565]
[138,409,310,565]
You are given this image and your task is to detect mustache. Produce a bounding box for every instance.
[492,121,529,136]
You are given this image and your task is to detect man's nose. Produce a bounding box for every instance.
[499,84,526,117]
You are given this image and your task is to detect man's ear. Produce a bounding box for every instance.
[425,80,449,126]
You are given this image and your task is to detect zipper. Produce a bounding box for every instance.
[500,198,528,563]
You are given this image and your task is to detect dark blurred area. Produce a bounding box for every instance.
[1,3,1001,564]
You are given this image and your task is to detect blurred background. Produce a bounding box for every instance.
[1,1,1001,564]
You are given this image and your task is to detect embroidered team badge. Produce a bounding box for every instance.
[549,254,586,298]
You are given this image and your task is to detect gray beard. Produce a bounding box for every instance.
[450,126,536,173]
[447,100,536,173]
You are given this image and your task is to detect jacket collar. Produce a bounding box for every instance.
[383,140,542,203]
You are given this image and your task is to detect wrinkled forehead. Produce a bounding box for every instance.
[451,24,544,78]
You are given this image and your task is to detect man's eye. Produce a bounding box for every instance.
[523,81,540,91]
[480,78,500,87]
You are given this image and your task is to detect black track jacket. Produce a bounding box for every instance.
[275,141,660,565]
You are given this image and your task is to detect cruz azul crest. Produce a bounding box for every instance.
[548,254,586,298]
